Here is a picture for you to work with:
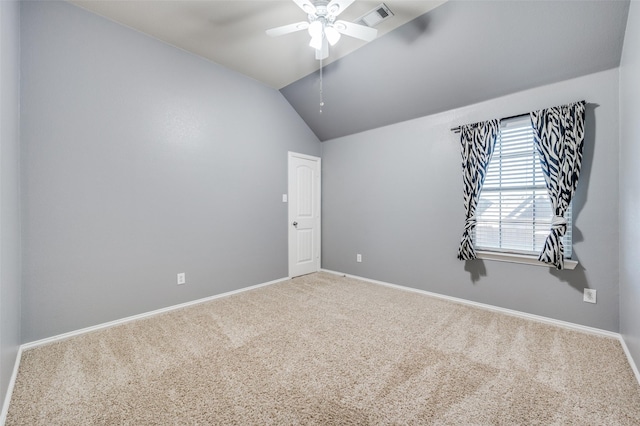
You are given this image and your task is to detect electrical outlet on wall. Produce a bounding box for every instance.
[177,273,186,285]
[356,254,362,263]
[583,288,596,303]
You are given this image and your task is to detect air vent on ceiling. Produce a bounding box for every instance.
[357,3,394,28]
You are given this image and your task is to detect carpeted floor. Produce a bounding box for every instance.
[6,272,640,425]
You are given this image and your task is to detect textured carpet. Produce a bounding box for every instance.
[7,272,640,425]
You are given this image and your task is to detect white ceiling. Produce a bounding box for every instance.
[70,0,446,89]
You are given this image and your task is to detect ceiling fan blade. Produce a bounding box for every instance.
[315,37,329,60]
[266,21,309,37]
[333,20,378,42]
[292,0,317,15]
[326,0,355,17]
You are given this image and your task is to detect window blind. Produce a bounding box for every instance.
[475,116,572,257]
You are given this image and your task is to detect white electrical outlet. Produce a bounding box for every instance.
[583,288,596,304]
[356,254,362,263]
[177,273,186,285]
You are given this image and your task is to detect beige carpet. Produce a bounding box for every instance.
[7,272,640,425]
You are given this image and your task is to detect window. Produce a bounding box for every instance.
[474,115,572,258]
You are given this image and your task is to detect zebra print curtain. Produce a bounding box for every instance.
[530,100,586,270]
[457,119,500,261]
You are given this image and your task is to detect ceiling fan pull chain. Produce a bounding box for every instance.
[319,55,324,114]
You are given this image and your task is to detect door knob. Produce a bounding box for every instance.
[292,221,298,227]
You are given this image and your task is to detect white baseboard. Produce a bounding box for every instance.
[0,276,289,425]
[22,276,289,351]
[321,269,640,386]
[3,270,638,424]
[620,336,640,387]
[321,269,619,338]
[0,346,23,426]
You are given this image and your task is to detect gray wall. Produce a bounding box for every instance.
[620,1,640,371]
[322,69,620,332]
[21,1,321,342]
[0,0,21,410]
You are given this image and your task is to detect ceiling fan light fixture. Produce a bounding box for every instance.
[324,26,341,46]
[309,35,323,50]
[308,20,323,38]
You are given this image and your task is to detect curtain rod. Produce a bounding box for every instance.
[450,112,528,134]
[450,100,586,133]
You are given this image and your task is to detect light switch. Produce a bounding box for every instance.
[282,194,288,203]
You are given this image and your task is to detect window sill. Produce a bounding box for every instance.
[475,250,578,270]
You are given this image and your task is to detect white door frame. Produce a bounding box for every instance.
[288,152,321,278]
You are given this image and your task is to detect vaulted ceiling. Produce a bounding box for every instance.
[70,0,445,89]
[69,0,630,141]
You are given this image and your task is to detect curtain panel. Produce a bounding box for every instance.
[530,100,586,270]
[457,120,500,261]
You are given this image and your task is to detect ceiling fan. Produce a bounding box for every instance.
[266,0,378,60]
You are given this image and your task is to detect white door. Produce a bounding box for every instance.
[288,152,321,278]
